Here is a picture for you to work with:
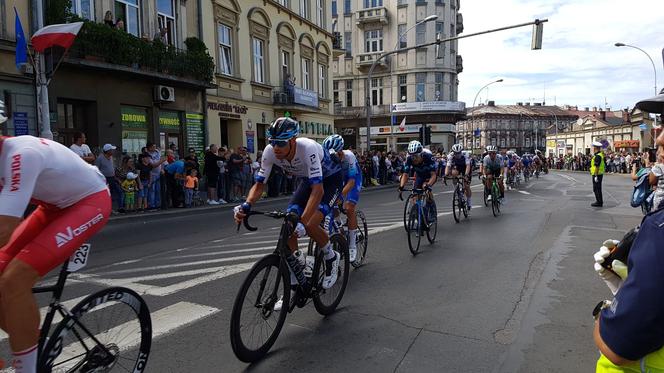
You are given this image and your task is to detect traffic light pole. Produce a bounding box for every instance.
[365,18,547,152]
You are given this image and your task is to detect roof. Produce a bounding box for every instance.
[467,105,578,118]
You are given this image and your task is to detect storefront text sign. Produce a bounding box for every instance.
[186,113,205,154]
[293,87,319,108]
[121,107,148,155]
[159,111,181,130]
[208,102,248,119]
[614,140,639,148]
[13,112,28,136]
[391,101,465,113]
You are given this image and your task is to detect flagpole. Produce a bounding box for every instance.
[37,52,53,139]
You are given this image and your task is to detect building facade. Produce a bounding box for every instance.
[332,0,465,152]
[202,0,336,157]
[456,102,578,154]
[0,2,38,137]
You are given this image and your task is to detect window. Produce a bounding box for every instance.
[332,0,337,16]
[300,0,310,19]
[316,0,325,28]
[344,0,351,13]
[398,75,407,102]
[71,0,94,20]
[371,78,383,105]
[344,31,352,57]
[436,0,444,4]
[436,21,444,38]
[157,0,176,45]
[333,81,340,103]
[319,64,328,98]
[416,22,426,45]
[302,58,312,90]
[114,0,140,36]
[434,72,443,100]
[364,0,383,7]
[345,80,353,106]
[416,73,426,101]
[398,0,408,5]
[364,30,383,53]
[281,50,291,82]
[218,24,233,75]
[252,38,265,83]
[278,0,290,6]
[450,24,455,36]
[397,24,407,49]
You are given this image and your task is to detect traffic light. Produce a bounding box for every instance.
[419,126,425,144]
[425,125,432,145]
[531,19,543,50]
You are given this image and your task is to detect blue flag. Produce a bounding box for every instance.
[14,7,27,69]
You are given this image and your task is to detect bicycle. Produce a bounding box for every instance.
[483,175,503,217]
[230,210,350,363]
[323,198,369,268]
[35,244,152,372]
[445,176,469,223]
[399,188,437,255]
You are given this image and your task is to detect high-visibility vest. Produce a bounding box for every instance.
[597,347,664,372]
[590,151,605,176]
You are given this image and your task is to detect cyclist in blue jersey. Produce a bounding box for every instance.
[323,134,362,262]
[445,144,473,209]
[398,141,438,214]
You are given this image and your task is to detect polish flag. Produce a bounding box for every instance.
[399,116,407,131]
[31,22,83,53]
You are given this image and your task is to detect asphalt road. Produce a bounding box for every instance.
[0,171,642,372]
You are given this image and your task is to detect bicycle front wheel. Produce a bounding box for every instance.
[39,287,152,373]
[230,254,290,363]
[492,184,501,217]
[407,205,422,255]
[426,201,438,243]
[452,188,461,223]
[313,234,350,315]
[403,197,414,231]
[352,211,369,268]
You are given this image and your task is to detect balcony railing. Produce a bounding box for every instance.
[68,21,214,83]
[355,52,389,68]
[332,32,345,58]
[356,6,388,26]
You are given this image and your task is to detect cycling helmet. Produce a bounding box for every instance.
[407,140,423,155]
[452,143,463,153]
[0,100,6,124]
[323,134,344,153]
[267,117,299,140]
[486,145,497,153]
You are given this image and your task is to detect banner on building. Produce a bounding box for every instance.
[246,131,255,153]
[186,113,205,154]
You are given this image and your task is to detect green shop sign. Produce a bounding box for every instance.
[121,106,148,129]
[159,111,181,129]
[185,113,205,154]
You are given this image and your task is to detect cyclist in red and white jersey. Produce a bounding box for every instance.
[0,100,111,373]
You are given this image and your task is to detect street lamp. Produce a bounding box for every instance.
[469,79,503,152]
[615,42,658,95]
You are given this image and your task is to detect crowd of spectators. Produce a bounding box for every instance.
[547,151,643,174]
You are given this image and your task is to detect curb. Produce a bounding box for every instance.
[107,183,397,223]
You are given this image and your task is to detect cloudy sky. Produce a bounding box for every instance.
[458,0,662,110]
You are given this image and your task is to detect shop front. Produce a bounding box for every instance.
[207,99,275,157]
[613,139,640,152]
[358,123,455,152]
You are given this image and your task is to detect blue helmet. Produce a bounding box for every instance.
[267,117,299,140]
[323,134,344,153]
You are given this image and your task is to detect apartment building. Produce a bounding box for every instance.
[201,0,337,156]
[332,0,466,152]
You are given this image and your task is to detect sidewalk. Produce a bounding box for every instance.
[550,169,631,177]
[108,183,396,223]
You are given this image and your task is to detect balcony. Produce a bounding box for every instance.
[332,32,345,58]
[355,52,389,69]
[66,21,214,84]
[356,6,388,27]
[457,13,464,34]
[273,86,320,111]
[456,55,463,73]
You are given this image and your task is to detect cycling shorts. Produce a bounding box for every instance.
[414,175,431,189]
[485,168,502,178]
[345,178,362,205]
[451,164,467,176]
[0,189,111,276]
[288,172,343,217]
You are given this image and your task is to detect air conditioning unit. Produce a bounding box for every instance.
[154,85,175,102]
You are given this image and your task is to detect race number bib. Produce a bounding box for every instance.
[67,244,91,272]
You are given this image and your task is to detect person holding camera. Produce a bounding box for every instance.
[592,207,664,372]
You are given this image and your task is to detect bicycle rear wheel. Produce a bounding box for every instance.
[39,287,151,373]
[230,254,290,363]
[426,201,438,243]
[403,198,414,231]
[407,204,422,255]
[352,211,369,268]
[313,234,350,315]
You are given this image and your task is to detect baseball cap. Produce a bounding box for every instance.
[126,172,137,180]
[103,144,117,152]
[591,141,602,147]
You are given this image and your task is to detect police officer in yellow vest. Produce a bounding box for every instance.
[591,141,605,207]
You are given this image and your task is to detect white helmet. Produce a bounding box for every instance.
[486,145,497,153]
[0,100,6,124]
[452,143,463,153]
[407,140,423,155]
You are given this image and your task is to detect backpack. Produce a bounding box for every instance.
[631,170,652,207]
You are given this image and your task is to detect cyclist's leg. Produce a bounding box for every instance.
[496,170,505,198]
[0,190,110,369]
[286,178,310,253]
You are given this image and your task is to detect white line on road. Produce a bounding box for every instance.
[518,191,531,195]
[95,253,266,276]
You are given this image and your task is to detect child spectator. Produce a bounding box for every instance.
[185,169,200,208]
[136,154,153,212]
[122,172,139,212]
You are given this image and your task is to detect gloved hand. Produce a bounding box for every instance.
[594,176,599,183]
[233,202,251,224]
[593,239,626,296]
[294,222,307,238]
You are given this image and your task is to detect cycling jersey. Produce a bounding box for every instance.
[256,137,341,185]
[447,152,471,174]
[522,157,532,166]
[404,149,437,178]
[483,154,504,172]
[0,136,111,276]
[508,157,518,168]
[337,150,362,205]
[0,136,108,218]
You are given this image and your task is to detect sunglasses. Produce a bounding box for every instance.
[269,139,290,148]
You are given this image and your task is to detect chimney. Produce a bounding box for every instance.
[585,107,589,111]
[488,100,495,106]
[516,102,523,106]
[574,106,578,111]
[600,110,606,121]
[534,102,542,106]
[622,110,630,122]
[525,102,530,106]
[592,106,597,112]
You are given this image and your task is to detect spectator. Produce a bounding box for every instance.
[153,27,168,43]
[169,143,179,160]
[95,144,122,213]
[184,169,199,208]
[372,151,380,184]
[284,73,295,99]
[122,172,139,213]
[116,19,125,31]
[70,132,95,164]
[164,154,185,208]
[649,132,664,210]
[185,147,200,175]
[136,154,153,212]
[218,146,230,203]
[204,144,226,205]
[115,155,137,212]
[146,142,167,210]
[229,146,246,201]
[104,11,115,27]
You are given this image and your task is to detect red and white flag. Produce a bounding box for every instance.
[31,22,83,52]
[399,116,407,131]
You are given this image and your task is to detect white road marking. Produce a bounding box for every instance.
[94,253,266,276]
[52,302,220,371]
[518,191,531,195]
